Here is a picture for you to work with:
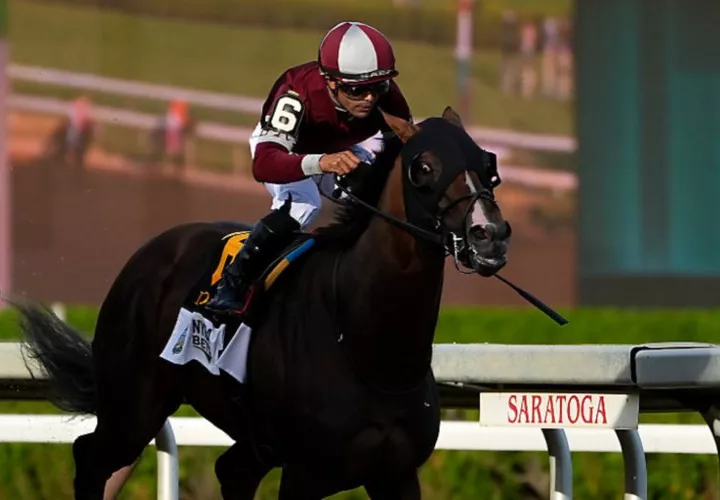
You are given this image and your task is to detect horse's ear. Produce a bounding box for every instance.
[380,109,419,143]
[442,106,463,128]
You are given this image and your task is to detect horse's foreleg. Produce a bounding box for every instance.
[215,441,273,500]
[364,472,421,500]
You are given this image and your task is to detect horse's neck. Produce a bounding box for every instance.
[339,161,445,392]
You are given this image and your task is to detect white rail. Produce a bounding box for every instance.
[0,415,715,500]
[7,94,577,190]
[5,340,720,499]
[9,63,576,153]
[0,415,712,455]
[9,94,252,142]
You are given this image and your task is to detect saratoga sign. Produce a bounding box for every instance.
[479,392,639,429]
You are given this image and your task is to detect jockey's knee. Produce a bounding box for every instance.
[270,199,319,230]
[265,178,322,231]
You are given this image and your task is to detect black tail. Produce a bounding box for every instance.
[16,303,97,415]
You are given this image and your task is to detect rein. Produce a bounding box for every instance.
[319,165,569,326]
[326,176,447,245]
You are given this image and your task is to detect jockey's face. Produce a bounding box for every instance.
[328,79,390,119]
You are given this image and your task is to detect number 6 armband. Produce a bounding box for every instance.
[258,92,306,150]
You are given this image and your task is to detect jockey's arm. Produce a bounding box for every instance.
[250,89,322,184]
[252,140,323,184]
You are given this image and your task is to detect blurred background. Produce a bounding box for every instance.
[1,0,720,498]
[1,0,577,309]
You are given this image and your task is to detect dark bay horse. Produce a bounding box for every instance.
[15,107,514,499]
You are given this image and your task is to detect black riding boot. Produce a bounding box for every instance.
[206,204,300,312]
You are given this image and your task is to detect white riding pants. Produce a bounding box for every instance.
[249,125,384,229]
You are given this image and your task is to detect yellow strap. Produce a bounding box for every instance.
[210,232,249,286]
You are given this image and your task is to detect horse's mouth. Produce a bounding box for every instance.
[471,255,507,277]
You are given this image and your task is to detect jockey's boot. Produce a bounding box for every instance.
[206,201,300,312]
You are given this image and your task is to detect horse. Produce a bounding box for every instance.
[15,106,516,499]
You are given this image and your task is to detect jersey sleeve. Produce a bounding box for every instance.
[250,84,323,183]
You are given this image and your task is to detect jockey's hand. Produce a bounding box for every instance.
[319,151,361,176]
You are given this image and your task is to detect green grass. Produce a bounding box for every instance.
[8,0,573,135]
[286,0,572,17]
[0,305,718,498]
[480,0,572,16]
[5,305,720,344]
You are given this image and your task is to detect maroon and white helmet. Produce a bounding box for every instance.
[318,22,399,84]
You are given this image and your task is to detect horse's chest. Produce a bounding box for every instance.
[284,345,438,433]
[251,326,439,461]
[309,392,440,474]
[295,383,439,452]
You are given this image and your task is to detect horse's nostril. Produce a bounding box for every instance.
[469,225,488,241]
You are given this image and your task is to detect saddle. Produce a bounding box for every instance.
[183,230,317,323]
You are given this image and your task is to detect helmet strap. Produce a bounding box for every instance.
[325,79,349,114]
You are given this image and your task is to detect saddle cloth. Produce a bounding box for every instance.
[159,229,316,383]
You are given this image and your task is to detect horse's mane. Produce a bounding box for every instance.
[313,134,402,249]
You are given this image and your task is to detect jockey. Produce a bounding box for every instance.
[207,21,413,312]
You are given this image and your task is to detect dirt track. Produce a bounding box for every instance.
[9,111,575,308]
[11,160,575,309]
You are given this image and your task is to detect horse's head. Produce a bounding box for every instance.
[382,107,511,277]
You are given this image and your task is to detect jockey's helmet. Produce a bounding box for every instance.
[318,22,399,84]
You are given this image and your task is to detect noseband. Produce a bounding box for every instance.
[436,187,499,274]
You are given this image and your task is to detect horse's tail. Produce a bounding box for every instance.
[16,303,96,415]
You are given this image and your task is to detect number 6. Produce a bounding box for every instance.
[270,95,304,134]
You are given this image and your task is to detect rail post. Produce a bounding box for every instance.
[155,419,179,500]
[542,428,573,499]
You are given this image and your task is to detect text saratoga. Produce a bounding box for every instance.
[507,393,607,425]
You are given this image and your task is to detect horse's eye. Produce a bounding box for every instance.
[408,160,434,188]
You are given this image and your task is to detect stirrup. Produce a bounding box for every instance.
[206,287,255,315]
[206,279,244,311]
[206,267,258,313]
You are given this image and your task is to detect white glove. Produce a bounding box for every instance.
[350,143,376,164]
[351,131,384,164]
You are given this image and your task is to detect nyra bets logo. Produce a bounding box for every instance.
[161,309,228,376]
[190,318,214,362]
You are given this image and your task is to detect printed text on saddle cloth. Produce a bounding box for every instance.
[250,127,384,229]
[160,308,253,384]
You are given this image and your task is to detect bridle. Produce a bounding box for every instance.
[324,171,491,271]
[317,129,568,326]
